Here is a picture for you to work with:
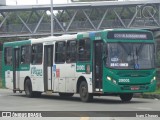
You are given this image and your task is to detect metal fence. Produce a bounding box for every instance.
[0,19,159,36]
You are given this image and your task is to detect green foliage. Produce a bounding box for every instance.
[1,11,50,25]
[56,10,70,22]
[0,80,2,88]
[149,88,160,94]
[155,88,160,94]
[56,1,136,23]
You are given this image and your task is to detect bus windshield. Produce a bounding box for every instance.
[106,43,155,69]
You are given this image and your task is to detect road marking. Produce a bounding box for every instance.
[80,117,89,120]
[136,107,152,110]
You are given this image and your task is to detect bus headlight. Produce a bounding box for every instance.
[107,76,112,81]
[107,76,117,84]
[153,76,156,80]
[151,76,156,83]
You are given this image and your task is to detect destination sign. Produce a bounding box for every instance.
[107,31,153,40]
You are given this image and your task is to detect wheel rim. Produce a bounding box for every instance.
[81,85,87,97]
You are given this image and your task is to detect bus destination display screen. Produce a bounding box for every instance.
[107,31,153,40]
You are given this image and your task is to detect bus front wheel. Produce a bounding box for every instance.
[79,81,93,102]
[120,93,133,102]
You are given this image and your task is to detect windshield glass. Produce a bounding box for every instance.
[106,43,155,69]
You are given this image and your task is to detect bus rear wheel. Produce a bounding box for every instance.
[79,81,93,102]
[59,93,74,97]
[24,79,34,98]
[120,93,133,102]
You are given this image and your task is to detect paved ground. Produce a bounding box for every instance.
[0,89,160,120]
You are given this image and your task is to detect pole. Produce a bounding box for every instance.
[50,0,53,36]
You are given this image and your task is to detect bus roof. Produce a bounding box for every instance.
[103,29,151,32]
[30,34,77,44]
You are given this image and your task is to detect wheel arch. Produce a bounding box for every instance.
[76,76,87,93]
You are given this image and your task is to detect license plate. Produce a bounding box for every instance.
[131,86,139,90]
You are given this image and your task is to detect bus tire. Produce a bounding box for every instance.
[79,81,93,102]
[120,93,133,102]
[59,93,74,97]
[24,79,34,98]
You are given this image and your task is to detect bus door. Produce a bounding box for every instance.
[44,45,54,91]
[93,41,103,91]
[13,48,20,91]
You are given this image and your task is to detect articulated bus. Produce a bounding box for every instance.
[2,29,156,102]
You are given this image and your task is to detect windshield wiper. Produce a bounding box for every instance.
[133,44,144,69]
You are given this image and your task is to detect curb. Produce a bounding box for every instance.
[134,93,160,99]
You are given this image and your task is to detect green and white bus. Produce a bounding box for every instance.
[2,29,156,102]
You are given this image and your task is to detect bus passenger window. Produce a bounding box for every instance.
[78,39,90,61]
[21,45,30,64]
[31,44,43,65]
[66,40,76,63]
[4,47,12,65]
[55,41,66,63]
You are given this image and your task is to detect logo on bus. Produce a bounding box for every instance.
[76,65,85,71]
[31,67,42,76]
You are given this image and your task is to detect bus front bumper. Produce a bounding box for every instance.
[103,80,157,93]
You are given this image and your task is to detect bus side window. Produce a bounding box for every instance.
[78,38,90,61]
[4,47,12,65]
[31,44,43,65]
[55,41,66,63]
[21,45,31,64]
[66,40,77,63]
